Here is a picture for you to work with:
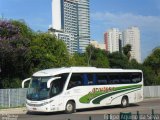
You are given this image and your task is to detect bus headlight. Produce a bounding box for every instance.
[42,100,54,106]
[26,100,54,107]
[42,102,49,106]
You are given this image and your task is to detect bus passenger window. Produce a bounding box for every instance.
[50,73,68,97]
[67,74,83,89]
[131,73,142,83]
[119,73,131,84]
[50,79,60,97]
[96,74,108,85]
[108,74,120,84]
[87,74,94,85]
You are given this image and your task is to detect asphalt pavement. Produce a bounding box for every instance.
[0,98,160,120]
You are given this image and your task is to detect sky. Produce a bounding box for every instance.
[0,0,160,61]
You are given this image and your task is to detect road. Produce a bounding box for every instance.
[1,98,160,120]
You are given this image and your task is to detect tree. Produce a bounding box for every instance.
[86,45,109,68]
[144,48,160,76]
[143,48,160,85]
[129,59,142,69]
[0,20,20,40]
[86,45,95,66]
[11,20,34,39]
[70,53,87,66]
[0,20,32,88]
[123,44,132,60]
[0,19,72,88]
[142,66,157,85]
[107,52,129,68]
[30,33,70,70]
[155,75,160,85]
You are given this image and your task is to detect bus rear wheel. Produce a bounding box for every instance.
[65,101,75,114]
[121,96,129,108]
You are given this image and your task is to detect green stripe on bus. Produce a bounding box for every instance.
[92,85,142,104]
[110,88,141,103]
[79,85,142,104]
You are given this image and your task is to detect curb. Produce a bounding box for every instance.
[0,107,27,114]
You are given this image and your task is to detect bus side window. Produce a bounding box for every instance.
[87,74,94,85]
[119,73,131,84]
[131,73,142,83]
[50,79,60,97]
[67,73,83,89]
[96,73,108,85]
[108,74,120,84]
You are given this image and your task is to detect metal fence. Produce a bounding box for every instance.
[0,88,27,108]
[143,86,160,98]
[0,86,160,108]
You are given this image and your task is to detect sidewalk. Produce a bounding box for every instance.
[0,107,27,114]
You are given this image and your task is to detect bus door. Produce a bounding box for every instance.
[49,73,68,111]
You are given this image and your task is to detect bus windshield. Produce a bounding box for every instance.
[27,73,68,101]
[27,77,51,101]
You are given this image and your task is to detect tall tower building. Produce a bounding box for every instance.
[51,0,90,54]
[104,32,108,51]
[64,0,79,53]
[104,28,121,53]
[52,0,64,31]
[123,27,141,63]
[77,0,90,53]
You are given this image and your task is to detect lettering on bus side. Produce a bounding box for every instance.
[90,87,114,94]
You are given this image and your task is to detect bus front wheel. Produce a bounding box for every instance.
[121,96,129,108]
[65,101,75,114]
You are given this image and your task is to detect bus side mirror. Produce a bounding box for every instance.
[22,78,31,88]
[47,77,61,88]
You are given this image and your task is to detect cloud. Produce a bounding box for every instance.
[91,12,160,60]
[91,12,160,32]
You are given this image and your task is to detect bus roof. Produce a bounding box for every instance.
[33,67,142,77]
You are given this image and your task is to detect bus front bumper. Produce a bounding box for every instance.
[26,101,60,112]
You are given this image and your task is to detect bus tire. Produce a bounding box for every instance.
[65,101,75,114]
[121,96,129,108]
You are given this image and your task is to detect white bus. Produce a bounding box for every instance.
[22,67,143,113]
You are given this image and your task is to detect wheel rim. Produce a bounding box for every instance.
[122,99,127,106]
[67,103,73,112]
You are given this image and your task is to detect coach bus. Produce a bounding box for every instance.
[22,67,143,113]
